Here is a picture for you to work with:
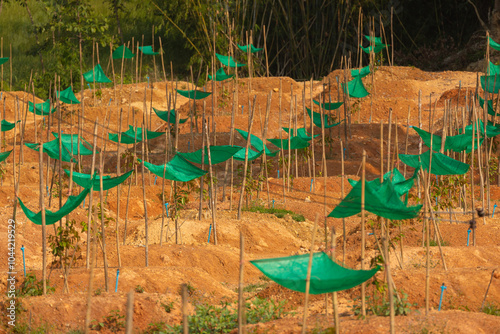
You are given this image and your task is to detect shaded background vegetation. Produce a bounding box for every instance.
[0,0,493,98]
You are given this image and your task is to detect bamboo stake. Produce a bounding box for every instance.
[404,107,411,177]
[222,89,236,203]
[301,214,318,334]
[84,223,96,334]
[86,121,98,269]
[263,25,269,77]
[182,284,188,334]
[330,228,340,334]
[287,84,293,191]
[361,150,366,317]
[110,42,116,104]
[159,37,167,83]
[141,119,149,266]
[237,232,245,334]
[116,108,123,267]
[99,122,109,292]
[39,134,47,295]
[125,290,134,334]
[205,119,217,245]
[340,140,346,266]
[387,108,392,174]
[310,78,315,191]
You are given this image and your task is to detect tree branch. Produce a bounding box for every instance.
[467,0,490,32]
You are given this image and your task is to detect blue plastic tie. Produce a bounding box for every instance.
[188,141,190,150]
[310,178,313,192]
[467,229,471,247]
[115,269,120,292]
[277,170,280,179]
[21,245,26,277]
[208,225,212,243]
[493,204,497,218]
[165,203,169,218]
[272,199,275,209]
[147,76,149,88]
[242,105,244,115]
[438,283,447,311]
[154,175,157,185]
[108,98,112,106]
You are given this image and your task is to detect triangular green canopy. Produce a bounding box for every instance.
[109,125,164,144]
[232,147,264,161]
[489,36,500,51]
[236,129,279,157]
[306,108,342,129]
[313,99,344,110]
[459,119,500,138]
[83,64,112,83]
[112,45,135,59]
[208,67,234,81]
[399,150,470,175]
[342,76,369,98]
[412,126,483,153]
[0,57,9,65]
[142,155,207,182]
[176,89,212,100]
[237,44,263,53]
[64,169,133,191]
[328,177,423,220]
[138,45,159,55]
[177,145,243,165]
[52,132,94,156]
[18,187,90,225]
[480,74,500,94]
[1,120,20,132]
[360,44,387,54]
[28,99,56,115]
[215,53,246,68]
[282,127,319,141]
[349,168,419,198]
[488,61,500,75]
[25,140,78,163]
[56,86,80,104]
[268,136,311,150]
[152,107,188,124]
[364,35,383,45]
[478,95,499,116]
[351,65,371,78]
[251,252,380,295]
[0,150,12,163]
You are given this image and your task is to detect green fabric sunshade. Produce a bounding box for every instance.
[480,74,500,94]
[215,53,246,68]
[478,96,498,116]
[364,35,383,45]
[142,155,207,182]
[313,100,344,110]
[64,169,133,191]
[399,150,470,176]
[236,129,279,157]
[251,252,380,294]
[152,107,188,124]
[28,99,56,115]
[237,44,263,53]
[462,119,500,138]
[1,120,20,132]
[282,127,319,141]
[109,125,164,144]
[328,177,423,220]
[349,168,419,198]
[412,126,483,153]
[232,148,264,161]
[0,150,12,163]
[138,45,159,55]
[83,64,112,83]
[56,86,80,104]
[351,65,371,78]
[176,89,212,100]
[306,108,342,129]
[268,137,311,150]
[0,57,8,65]
[489,61,500,75]
[25,139,83,163]
[52,132,94,156]
[19,187,90,225]
[489,36,500,51]
[178,145,242,165]
[208,68,234,81]
[112,45,134,59]
[360,44,387,54]
[342,76,370,98]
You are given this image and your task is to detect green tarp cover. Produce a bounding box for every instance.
[112,45,134,59]
[56,86,80,104]
[313,100,344,110]
[0,57,8,65]
[364,35,383,45]
[152,107,188,124]
[177,89,212,100]
[232,147,264,161]
[236,129,279,157]
[215,53,246,68]
[478,96,498,116]
[351,65,371,78]
[64,169,133,191]
[83,64,112,83]
[480,74,500,94]
[25,141,76,163]
[208,67,234,81]
[0,150,12,163]
[237,44,263,53]
[464,119,500,138]
[142,155,207,182]
[178,145,242,165]
[282,127,319,141]
[349,168,419,198]
[251,252,380,294]
[399,150,470,175]
[1,120,19,132]
[19,187,90,225]
[360,44,387,54]
[28,99,56,115]
[489,36,500,51]
[328,177,423,220]
[306,108,342,129]
[412,126,483,153]
[109,125,164,144]
[342,76,370,98]
[52,132,94,156]
[489,61,500,75]
[138,45,159,55]
[268,136,311,150]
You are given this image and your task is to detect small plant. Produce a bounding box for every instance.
[482,303,500,316]
[161,301,174,313]
[135,285,145,293]
[48,219,82,270]
[429,239,449,247]
[143,321,168,333]
[243,204,305,222]
[90,309,125,332]
[17,273,55,297]
[94,288,102,296]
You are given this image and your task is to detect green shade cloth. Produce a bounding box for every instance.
[25,140,77,163]
[236,129,279,157]
[413,127,483,153]
[83,64,112,83]
[328,177,423,220]
[399,150,470,175]
[349,168,419,198]
[52,132,94,156]
[489,36,500,51]
[489,61,500,75]
[138,45,159,55]
[342,76,369,98]
[109,125,164,144]
[1,120,20,132]
[360,44,387,54]
[142,155,207,182]
[351,65,371,78]
[478,95,498,116]
[0,150,12,162]
[208,68,234,81]
[152,107,188,124]
[64,169,133,191]
[56,86,80,104]
[176,89,212,100]
[268,136,311,150]
[313,100,344,110]
[112,45,134,59]
[251,252,380,294]
[18,187,90,225]
[462,119,500,138]
[178,145,242,165]
[232,148,264,161]
[306,108,342,129]
[480,74,500,94]
[215,53,246,68]
[28,99,56,115]
[364,35,383,45]
[0,57,8,65]
[282,127,319,141]
[237,44,263,53]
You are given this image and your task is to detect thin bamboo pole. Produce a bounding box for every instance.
[330,228,340,334]
[98,122,109,292]
[86,121,98,268]
[237,232,245,334]
[116,108,123,267]
[361,150,366,317]
[39,134,47,295]
[125,290,134,334]
[141,119,149,266]
[301,214,319,334]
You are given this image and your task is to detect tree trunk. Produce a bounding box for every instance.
[114,2,124,45]
[492,0,500,41]
[24,0,45,73]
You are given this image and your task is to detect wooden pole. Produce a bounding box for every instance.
[330,228,340,334]
[86,121,98,269]
[84,216,97,334]
[301,214,318,334]
[99,120,110,292]
[263,25,269,78]
[116,108,122,267]
[237,232,245,334]
[182,284,188,334]
[361,150,366,317]
[141,119,149,266]
[340,140,346,265]
[205,119,217,245]
[125,290,134,334]
[159,37,167,83]
[39,135,47,295]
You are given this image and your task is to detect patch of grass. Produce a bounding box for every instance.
[90,309,125,332]
[243,205,305,222]
[482,303,500,316]
[11,322,55,334]
[429,239,449,247]
[143,321,168,333]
